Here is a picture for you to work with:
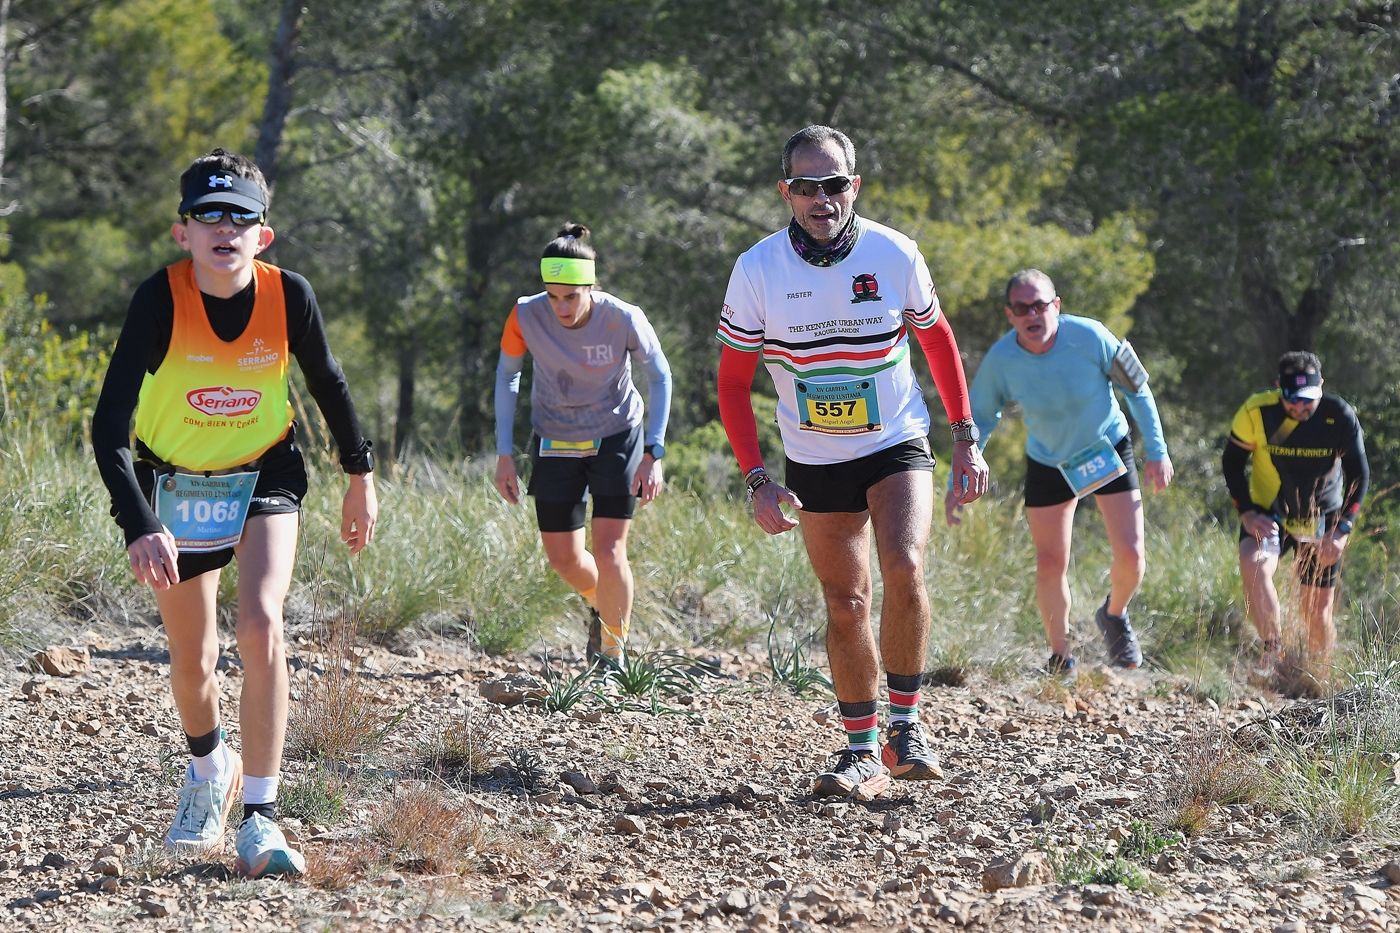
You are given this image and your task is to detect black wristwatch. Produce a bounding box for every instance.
[646,443,665,460]
[346,449,375,475]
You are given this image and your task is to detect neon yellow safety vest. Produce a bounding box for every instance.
[135,259,292,471]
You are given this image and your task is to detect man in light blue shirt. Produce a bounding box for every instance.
[947,269,1173,673]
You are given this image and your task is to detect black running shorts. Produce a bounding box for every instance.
[527,423,642,532]
[1023,434,1139,508]
[133,425,308,580]
[784,438,935,514]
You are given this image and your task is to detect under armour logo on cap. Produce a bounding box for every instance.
[208,174,234,189]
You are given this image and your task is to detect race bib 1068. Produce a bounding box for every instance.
[153,470,259,552]
[795,378,882,435]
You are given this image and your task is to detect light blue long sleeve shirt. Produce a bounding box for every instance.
[970,314,1168,467]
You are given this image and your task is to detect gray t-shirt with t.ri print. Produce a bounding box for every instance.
[494,290,672,452]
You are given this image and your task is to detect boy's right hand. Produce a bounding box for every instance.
[494,455,520,505]
[129,530,179,590]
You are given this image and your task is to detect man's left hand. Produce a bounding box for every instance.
[1318,527,1349,567]
[951,441,988,505]
[633,454,664,506]
[342,473,378,554]
[1145,456,1174,492]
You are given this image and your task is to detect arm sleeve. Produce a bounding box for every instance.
[909,313,972,423]
[717,345,763,474]
[494,352,525,455]
[1340,416,1369,518]
[626,309,673,448]
[1119,389,1168,461]
[285,272,372,472]
[1222,440,1260,515]
[92,277,170,545]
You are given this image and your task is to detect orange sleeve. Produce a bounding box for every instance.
[500,305,528,356]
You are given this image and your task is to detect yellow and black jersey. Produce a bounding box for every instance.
[1223,390,1368,519]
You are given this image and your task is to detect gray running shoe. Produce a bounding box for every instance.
[1095,599,1142,668]
[585,608,603,663]
[812,749,891,800]
[234,813,305,878]
[164,754,243,854]
[881,720,943,780]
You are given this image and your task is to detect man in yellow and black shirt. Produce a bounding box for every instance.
[1222,351,1368,665]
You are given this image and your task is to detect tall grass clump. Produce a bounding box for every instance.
[1251,661,1400,845]
[287,608,403,763]
[295,454,571,651]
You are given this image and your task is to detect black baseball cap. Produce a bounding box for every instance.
[1278,356,1322,402]
[178,170,267,215]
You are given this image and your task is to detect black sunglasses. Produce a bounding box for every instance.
[784,174,854,198]
[1008,298,1056,317]
[184,206,265,227]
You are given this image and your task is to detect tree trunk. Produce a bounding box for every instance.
[254,0,306,189]
[0,0,13,216]
[394,342,416,460]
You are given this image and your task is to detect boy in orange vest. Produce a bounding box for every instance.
[93,149,377,877]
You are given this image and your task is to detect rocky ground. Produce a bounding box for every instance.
[2,618,1399,932]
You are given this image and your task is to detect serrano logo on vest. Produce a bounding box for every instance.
[186,386,262,417]
[850,273,882,304]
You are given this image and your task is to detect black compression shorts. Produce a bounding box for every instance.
[132,425,308,580]
[1238,510,1343,588]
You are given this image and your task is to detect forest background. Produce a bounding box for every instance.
[2,0,1399,662]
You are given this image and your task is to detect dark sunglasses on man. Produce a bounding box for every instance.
[784,174,855,198]
[183,206,265,227]
[1008,298,1057,317]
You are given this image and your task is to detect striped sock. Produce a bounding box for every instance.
[887,671,923,726]
[838,699,879,754]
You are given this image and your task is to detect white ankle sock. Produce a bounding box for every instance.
[242,775,279,806]
[190,741,233,783]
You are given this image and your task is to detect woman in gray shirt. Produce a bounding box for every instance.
[493,223,672,662]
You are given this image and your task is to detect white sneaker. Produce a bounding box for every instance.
[235,813,305,878]
[163,752,243,854]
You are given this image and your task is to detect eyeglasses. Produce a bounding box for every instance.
[184,207,265,227]
[1008,298,1056,317]
[783,174,854,198]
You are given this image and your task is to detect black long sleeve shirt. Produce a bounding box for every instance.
[92,266,372,545]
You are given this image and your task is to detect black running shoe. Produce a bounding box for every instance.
[881,720,943,780]
[1095,599,1142,668]
[812,749,891,800]
[1046,653,1077,676]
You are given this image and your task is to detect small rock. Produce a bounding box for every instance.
[477,674,548,706]
[982,852,1052,891]
[98,877,119,893]
[562,771,598,795]
[39,852,68,870]
[139,898,174,918]
[1380,860,1400,885]
[30,646,90,677]
[91,856,122,877]
[719,889,752,914]
[614,815,646,836]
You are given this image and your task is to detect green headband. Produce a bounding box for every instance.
[540,257,596,285]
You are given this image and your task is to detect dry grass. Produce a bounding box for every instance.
[1161,727,1270,837]
[303,782,503,889]
[287,608,401,763]
[419,707,503,784]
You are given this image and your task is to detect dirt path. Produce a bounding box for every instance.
[1,625,1397,931]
